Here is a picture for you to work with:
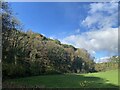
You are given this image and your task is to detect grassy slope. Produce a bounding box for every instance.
[3,69,118,88]
[84,69,118,85]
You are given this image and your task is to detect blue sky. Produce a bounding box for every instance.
[10,2,118,62]
[10,2,89,38]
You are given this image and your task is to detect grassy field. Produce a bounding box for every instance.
[3,69,119,88]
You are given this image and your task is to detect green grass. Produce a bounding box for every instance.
[3,69,119,88]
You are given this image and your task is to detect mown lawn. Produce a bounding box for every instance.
[3,69,119,88]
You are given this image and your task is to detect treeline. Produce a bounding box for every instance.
[95,56,119,72]
[2,2,96,79]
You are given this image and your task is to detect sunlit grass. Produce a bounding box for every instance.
[83,69,118,85]
[3,69,118,88]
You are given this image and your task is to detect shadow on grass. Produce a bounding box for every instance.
[2,74,119,89]
[62,74,119,88]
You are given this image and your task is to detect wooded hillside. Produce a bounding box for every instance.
[2,2,96,79]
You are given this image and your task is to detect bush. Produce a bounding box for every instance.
[2,63,26,79]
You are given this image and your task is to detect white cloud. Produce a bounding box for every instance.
[61,28,118,56]
[75,29,80,33]
[49,36,56,40]
[96,56,110,63]
[41,33,45,36]
[89,2,118,14]
[82,2,118,29]
[60,2,118,61]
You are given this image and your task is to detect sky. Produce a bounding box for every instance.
[10,2,118,63]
